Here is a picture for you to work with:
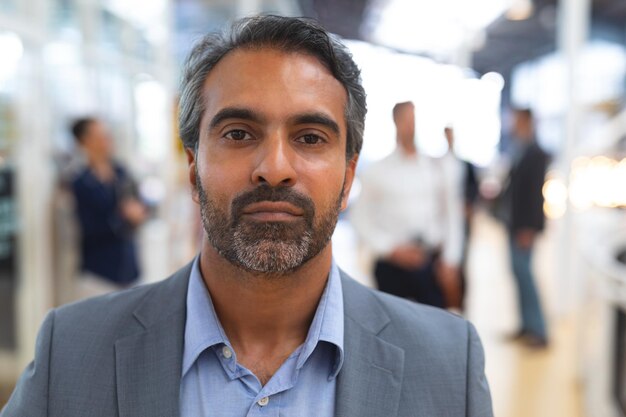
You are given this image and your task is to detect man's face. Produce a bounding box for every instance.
[187,48,357,275]
[513,112,533,142]
[394,104,416,151]
[83,121,113,157]
[444,128,454,150]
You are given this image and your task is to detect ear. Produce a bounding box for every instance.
[340,154,359,211]
[185,147,200,204]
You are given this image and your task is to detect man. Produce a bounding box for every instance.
[2,16,492,416]
[504,108,549,348]
[70,118,146,297]
[442,126,479,310]
[351,102,464,309]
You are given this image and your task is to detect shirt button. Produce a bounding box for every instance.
[222,346,233,359]
[257,397,269,407]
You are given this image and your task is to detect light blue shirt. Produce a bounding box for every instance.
[180,257,344,417]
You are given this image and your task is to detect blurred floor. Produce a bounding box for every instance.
[0,385,10,410]
[465,210,584,417]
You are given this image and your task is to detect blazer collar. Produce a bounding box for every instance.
[335,271,405,417]
[114,262,405,417]
[115,260,193,417]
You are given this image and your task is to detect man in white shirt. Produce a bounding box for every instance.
[351,102,463,308]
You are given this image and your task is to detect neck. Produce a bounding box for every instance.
[396,136,416,156]
[87,156,114,181]
[398,145,417,157]
[199,241,332,356]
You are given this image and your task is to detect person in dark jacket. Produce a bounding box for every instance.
[506,108,549,348]
[70,118,146,295]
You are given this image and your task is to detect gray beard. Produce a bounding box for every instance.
[196,172,343,276]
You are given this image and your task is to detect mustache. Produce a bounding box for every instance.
[231,185,315,221]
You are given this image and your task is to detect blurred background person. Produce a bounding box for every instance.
[442,125,479,310]
[501,108,549,348]
[70,117,147,299]
[351,101,464,309]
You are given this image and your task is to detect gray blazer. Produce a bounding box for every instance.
[1,262,493,417]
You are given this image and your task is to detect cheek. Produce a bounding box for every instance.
[196,159,249,209]
[302,165,346,210]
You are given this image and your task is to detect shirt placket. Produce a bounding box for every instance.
[244,352,300,417]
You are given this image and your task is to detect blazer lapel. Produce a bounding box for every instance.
[116,261,193,417]
[335,273,405,417]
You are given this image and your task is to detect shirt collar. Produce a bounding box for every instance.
[295,259,344,378]
[182,256,344,379]
[182,257,230,377]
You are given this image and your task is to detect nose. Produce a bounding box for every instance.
[251,134,297,187]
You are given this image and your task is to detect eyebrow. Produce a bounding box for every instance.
[292,113,340,136]
[208,107,265,130]
[208,107,341,136]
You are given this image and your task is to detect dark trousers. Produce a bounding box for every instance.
[374,258,445,308]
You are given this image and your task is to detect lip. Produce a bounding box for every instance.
[241,201,304,219]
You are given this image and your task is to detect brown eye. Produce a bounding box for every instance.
[225,130,251,141]
[298,134,323,145]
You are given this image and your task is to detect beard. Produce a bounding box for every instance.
[196,171,344,276]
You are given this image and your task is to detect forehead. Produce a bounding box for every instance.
[200,48,347,130]
[86,121,106,134]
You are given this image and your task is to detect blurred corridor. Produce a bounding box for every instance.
[1,0,626,416]
[334,208,587,417]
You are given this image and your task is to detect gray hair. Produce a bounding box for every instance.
[178,15,367,159]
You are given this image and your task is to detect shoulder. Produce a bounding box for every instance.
[52,263,191,343]
[342,274,472,348]
[52,281,161,341]
[372,284,469,342]
[340,273,482,397]
[70,167,91,187]
[526,143,548,160]
[112,161,130,178]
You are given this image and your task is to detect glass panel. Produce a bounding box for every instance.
[0,0,17,14]
[135,33,154,64]
[100,9,123,54]
[50,0,79,34]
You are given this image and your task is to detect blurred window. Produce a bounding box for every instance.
[511,41,626,154]
[50,0,78,33]
[0,0,17,14]
[345,40,502,167]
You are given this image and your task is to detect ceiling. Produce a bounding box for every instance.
[471,0,626,77]
[175,0,626,79]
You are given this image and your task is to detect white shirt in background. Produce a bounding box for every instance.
[350,149,464,266]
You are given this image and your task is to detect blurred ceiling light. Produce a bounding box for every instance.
[543,173,567,219]
[569,156,626,210]
[506,0,534,21]
[481,71,505,91]
[365,0,509,58]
